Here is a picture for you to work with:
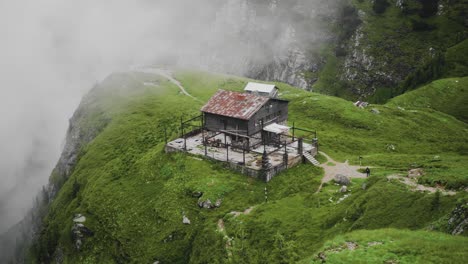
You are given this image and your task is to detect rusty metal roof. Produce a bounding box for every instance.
[201,90,270,120]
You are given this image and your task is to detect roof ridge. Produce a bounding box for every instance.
[201,90,270,120]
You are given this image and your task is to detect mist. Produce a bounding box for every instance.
[0,0,341,234]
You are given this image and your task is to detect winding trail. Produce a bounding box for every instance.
[387,175,457,196]
[135,68,202,102]
[316,152,367,192]
[315,152,459,195]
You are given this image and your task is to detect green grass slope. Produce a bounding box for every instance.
[30,71,468,263]
[444,39,468,77]
[388,77,468,123]
[302,228,468,264]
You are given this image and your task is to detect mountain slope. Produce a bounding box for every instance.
[28,71,468,263]
[388,77,468,123]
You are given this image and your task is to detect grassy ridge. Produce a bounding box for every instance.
[388,77,468,123]
[31,71,468,263]
[303,228,468,264]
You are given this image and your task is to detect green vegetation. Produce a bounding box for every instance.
[388,77,468,123]
[400,39,468,93]
[30,71,468,263]
[444,39,468,78]
[303,228,468,263]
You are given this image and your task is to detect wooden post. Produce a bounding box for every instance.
[298,138,303,156]
[243,148,246,165]
[292,122,295,142]
[180,117,183,138]
[181,117,187,151]
[202,129,207,156]
[225,133,229,162]
[283,141,288,169]
[261,119,264,146]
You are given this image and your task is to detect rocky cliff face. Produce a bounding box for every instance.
[204,0,343,90]
[337,0,467,101]
[0,86,110,263]
[50,89,111,198]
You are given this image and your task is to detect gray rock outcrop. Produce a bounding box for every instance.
[448,203,468,235]
[71,214,93,251]
[334,174,351,186]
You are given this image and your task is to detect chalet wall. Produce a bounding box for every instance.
[204,113,248,134]
[247,99,288,135]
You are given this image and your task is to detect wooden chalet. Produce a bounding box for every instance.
[201,90,289,150]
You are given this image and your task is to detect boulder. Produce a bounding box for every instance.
[73,214,86,223]
[339,185,348,193]
[371,108,380,114]
[334,174,351,186]
[408,168,424,178]
[182,215,191,225]
[215,199,222,208]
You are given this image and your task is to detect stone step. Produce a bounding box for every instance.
[303,152,320,166]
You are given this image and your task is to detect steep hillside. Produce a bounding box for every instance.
[388,77,468,123]
[29,71,467,263]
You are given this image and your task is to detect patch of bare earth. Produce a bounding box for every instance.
[229,206,255,217]
[216,207,255,256]
[387,175,457,195]
[316,152,367,192]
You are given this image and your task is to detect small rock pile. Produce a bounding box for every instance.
[71,214,93,251]
[198,198,222,209]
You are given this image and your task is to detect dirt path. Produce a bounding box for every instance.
[316,152,367,192]
[135,68,202,102]
[387,175,457,195]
